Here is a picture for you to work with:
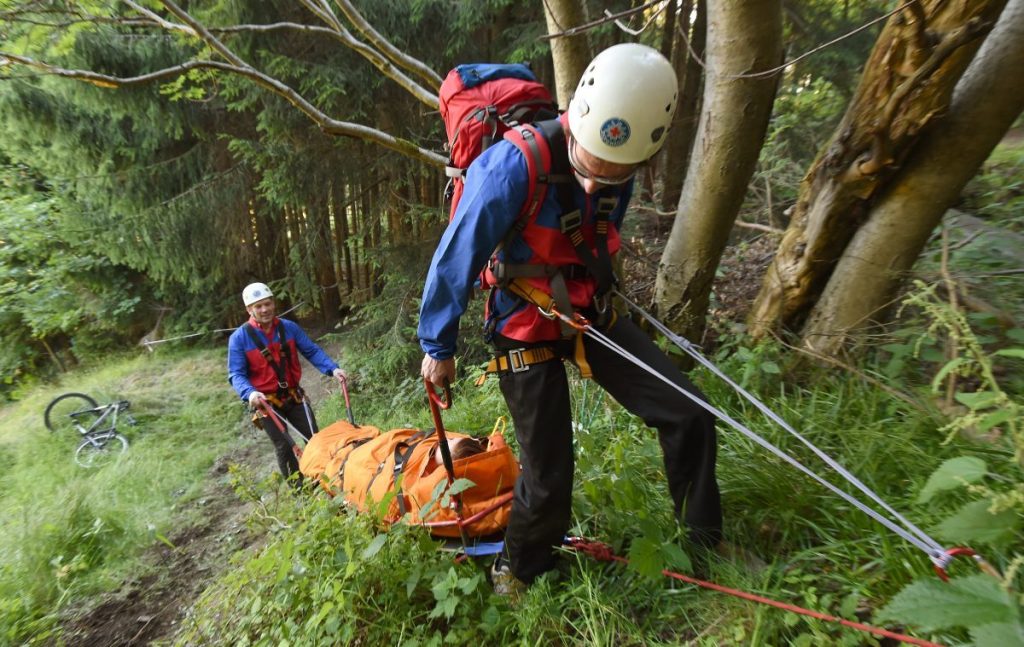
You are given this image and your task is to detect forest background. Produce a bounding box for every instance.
[0,0,1022,645]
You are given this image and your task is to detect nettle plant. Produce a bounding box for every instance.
[879,282,1023,645]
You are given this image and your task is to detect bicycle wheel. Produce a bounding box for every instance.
[44,392,99,433]
[74,433,129,468]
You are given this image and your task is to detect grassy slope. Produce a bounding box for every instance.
[0,348,242,644]
[177,346,998,647]
[3,140,1020,647]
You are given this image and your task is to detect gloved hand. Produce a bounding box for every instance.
[248,391,267,407]
[332,368,348,382]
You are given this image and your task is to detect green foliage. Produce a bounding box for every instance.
[960,141,1024,233]
[878,574,1019,634]
[917,456,988,503]
[0,349,240,644]
[0,158,148,398]
[879,283,1024,642]
[177,488,502,646]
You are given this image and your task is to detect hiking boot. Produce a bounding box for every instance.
[491,557,527,600]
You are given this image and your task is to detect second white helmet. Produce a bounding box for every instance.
[242,282,274,306]
[568,43,678,165]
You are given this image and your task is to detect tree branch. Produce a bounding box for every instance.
[294,0,438,107]
[0,52,446,167]
[333,0,443,89]
[157,0,247,67]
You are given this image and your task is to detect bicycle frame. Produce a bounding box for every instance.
[71,401,130,447]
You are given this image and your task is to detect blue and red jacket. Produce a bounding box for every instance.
[227,317,339,403]
[417,116,632,360]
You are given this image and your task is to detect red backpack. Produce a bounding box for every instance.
[439,63,558,220]
[438,63,618,321]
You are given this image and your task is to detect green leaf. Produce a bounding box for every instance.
[931,357,967,392]
[878,574,1016,631]
[627,536,664,579]
[154,532,175,549]
[933,500,1021,544]
[921,347,947,363]
[761,361,781,374]
[360,533,388,560]
[917,456,988,503]
[993,348,1024,360]
[839,592,860,620]
[446,478,477,497]
[955,391,1001,411]
[661,542,692,574]
[970,622,1024,647]
[978,408,1017,433]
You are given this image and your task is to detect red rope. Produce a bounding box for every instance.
[564,537,945,647]
[419,491,514,529]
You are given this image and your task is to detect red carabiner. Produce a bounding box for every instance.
[535,302,592,332]
[933,546,1002,582]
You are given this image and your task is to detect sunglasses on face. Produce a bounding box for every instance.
[567,137,639,186]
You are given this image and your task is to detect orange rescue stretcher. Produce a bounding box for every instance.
[298,419,519,538]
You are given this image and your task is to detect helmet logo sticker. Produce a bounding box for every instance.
[600,118,630,147]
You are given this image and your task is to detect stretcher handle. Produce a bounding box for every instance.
[425,378,452,410]
[424,379,456,485]
[337,374,356,425]
[257,400,303,459]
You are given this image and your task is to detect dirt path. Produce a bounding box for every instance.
[56,439,266,647]
[56,341,344,646]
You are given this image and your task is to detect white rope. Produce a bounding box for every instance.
[140,302,305,348]
[579,295,949,566]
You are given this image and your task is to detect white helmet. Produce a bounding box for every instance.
[568,43,678,165]
[242,282,274,306]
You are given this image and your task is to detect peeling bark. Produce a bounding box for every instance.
[748,0,1006,338]
[801,0,1024,355]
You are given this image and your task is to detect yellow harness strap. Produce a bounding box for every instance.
[475,347,559,386]
[490,278,605,381]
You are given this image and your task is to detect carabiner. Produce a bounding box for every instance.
[933,546,1002,582]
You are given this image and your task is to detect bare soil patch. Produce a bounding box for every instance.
[56,440,266,647]
[55,340,345,646]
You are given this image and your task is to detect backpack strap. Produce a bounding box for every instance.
[244,324,292,398]
[499,119,619,335]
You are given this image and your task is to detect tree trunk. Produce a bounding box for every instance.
[315,202,342,324]
[338,184,353,296]
[748,0,1007,339]
[542,0,590,109]
[801,0,1024,355]
[654,0,782,345]
[660,0,706,213]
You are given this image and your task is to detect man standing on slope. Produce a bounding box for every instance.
[417,44,723,593]
[228,282,346,481]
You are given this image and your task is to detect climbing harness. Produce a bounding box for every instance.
[244,322,294,401]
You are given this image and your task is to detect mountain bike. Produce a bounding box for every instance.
[43,392,136,467]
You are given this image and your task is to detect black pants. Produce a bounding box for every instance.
[259,397,318,479]
[496,316,722,583]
